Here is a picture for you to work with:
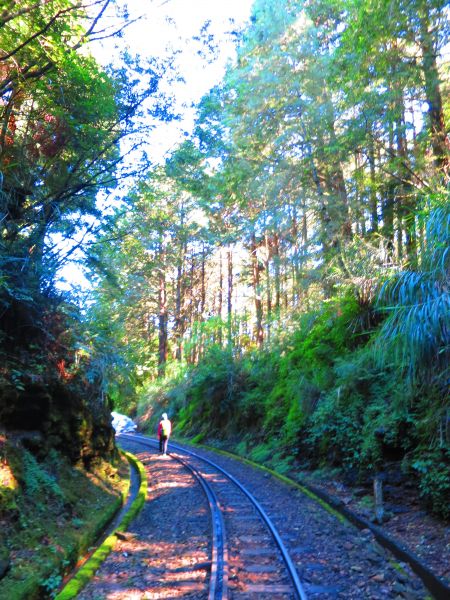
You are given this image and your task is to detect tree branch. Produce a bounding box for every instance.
[0,6,76,62]
[0,0,56,28]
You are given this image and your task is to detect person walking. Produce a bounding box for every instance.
[157,412,171,455]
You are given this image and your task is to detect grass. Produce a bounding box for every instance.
[0,446,130,600]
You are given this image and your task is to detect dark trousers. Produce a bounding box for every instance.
[159,435,168,454]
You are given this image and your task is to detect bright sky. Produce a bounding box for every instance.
[93,0,255,161]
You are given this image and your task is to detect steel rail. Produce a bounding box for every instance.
[120,434,227,600]
[121,433,308,600]
[175,452,228,600]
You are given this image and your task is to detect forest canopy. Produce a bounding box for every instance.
[0,0,170,460]
[1,0,449,517]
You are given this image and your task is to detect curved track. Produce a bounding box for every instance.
[120,433,308,600]
[175,450,228,600]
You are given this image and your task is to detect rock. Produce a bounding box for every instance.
[343,541,354,550]
[390,506,410,515]
[111,412,137,434]
[371,542,387,556]
[399,591,423,600]
[392,581,406,594]
[366,552,384,564]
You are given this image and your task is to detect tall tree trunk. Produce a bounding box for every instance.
[321,88,352,239]
[157,256,168,378]
[217,247,223,346]
[272,232,281,315]
[419,7,449,182]
[264,232,272,343]
[187,253,195,364]
[227,247,233,348]
[198,243,206,360]
[291,205,301,307]
[298,117,335,296]
[368,131,378,233]
[395,100,417,265]
[174,257,183,361]
[382,127,395,262]
[200,243,206,318]
[250,232,264,347]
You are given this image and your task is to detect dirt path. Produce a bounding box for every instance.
[296,471,450,587]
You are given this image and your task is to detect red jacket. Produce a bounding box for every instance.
[157,418,171,437]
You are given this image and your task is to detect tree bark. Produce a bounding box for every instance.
[368,130,378,233]
[250,232,264,347]
[419,8,450,182]
[217,247,223,345]
[174,257,183,361]
[157,258,168,378]
[264,232,272,342]
[227,247,233,348]
[272,232,281,315]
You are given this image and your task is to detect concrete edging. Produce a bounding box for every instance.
[55,450,147,600]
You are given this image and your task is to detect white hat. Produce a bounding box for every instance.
[162,413,168,419]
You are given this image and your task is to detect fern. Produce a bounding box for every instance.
[376,199,450,385]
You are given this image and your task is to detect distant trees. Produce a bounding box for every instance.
[87,0,448,397]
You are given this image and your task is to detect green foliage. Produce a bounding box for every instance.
[0,444,129,599]
[139,286,449,518]
[41,572,63,599]
[20,450,64,508]
[0,0,168,468]
[412,450,450,519]
[376,199,450,386]
[30,0,445,524]
[178,345,245,434]
[85,4,448,526]
[56,450,147,600]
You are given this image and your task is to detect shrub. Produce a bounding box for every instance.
[411,449,450,519]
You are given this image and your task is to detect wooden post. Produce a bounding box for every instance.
[374,475,384,523]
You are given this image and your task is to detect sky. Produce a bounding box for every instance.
[56,0,254,292]
[93,0,255,161]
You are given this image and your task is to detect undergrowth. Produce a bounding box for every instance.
[137,291,450,519]
[0,442,128,599]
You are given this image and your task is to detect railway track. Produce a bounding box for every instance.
[120,433,308,600]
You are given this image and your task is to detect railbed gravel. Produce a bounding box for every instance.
[77,437,430,599]
[182,443,430,600]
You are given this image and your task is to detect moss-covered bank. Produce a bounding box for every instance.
[0,439,129,599]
